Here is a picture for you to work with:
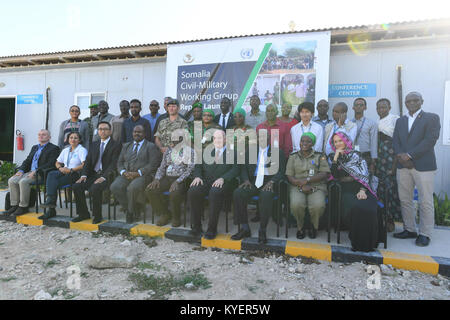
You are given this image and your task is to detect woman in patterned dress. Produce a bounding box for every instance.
[375,98,402,232]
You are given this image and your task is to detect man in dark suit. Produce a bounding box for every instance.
[214,97,235,130]
[187,129,239,239]
[231,131,286,243]
[3,129,59,216]
[393,91,441,247]
[111,125,162,223]
[69,121,122,224]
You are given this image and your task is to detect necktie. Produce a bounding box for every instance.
[222,115,226,129]
[215,149,221,164]
[94,142,105,172]
[255,150,265,188]
[129,142,139,171]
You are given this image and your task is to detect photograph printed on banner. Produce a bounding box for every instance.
[243,40,317,116]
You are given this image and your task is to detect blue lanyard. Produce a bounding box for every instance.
[354,117,366,145]
[301,123,311,135]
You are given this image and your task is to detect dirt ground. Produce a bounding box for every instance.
[0,220,449,300]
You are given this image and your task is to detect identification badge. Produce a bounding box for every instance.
[230,143,234,150]
[309,169,315,176]
[274,140,279,148]
[355,145,360,151]
[167,165,173,172]
[201,136,207,144]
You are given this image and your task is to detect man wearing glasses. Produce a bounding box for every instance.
[71,121,122,224]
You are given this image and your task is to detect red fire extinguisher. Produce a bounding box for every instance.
[16,130,24,151]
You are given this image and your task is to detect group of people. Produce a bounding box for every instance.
[261,54,314,72]
[2,91,440,251]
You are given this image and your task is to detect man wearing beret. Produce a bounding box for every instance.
[154,99,188,154]
[84,103,99,145]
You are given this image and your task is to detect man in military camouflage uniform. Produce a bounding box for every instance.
[84,104,99,145]
[154,99,188,154]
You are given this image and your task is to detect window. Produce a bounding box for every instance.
[74,92,107,120]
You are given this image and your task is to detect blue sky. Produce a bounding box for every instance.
[0,0,448,57]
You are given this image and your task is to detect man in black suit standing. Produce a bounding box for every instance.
[70,121,122,223]
[393,91,441,247]
[214,97,235,130]
[3,129,59,216]
[187,129,239,239]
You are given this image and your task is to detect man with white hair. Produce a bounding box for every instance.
[3,130,60,216]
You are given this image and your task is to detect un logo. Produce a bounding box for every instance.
[241,48,254,59]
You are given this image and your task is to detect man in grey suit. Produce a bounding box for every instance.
[110,125,162,223]
[393,91,441,247]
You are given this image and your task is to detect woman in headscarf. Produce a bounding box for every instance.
[188,102,203,143]
[231,107,255,155]
[329,131,380,252]
[286,132,330,239]
[58,105,90,151]
[376,98,401,232]
[200,109,222,148]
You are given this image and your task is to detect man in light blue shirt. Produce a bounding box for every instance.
[143,99,161,133]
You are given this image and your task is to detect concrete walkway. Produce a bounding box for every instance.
[1,189,449,276]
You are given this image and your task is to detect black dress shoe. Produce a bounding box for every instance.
[296,229,305,239]
[92,216,103,224]
[13,207,29,216]
[393,230,418,239]
[71,215,89,223]
[415,235,430,247]
[308,228,317,239]
[188,228,203,237]
[3,206,18,216]
[204,231,217,240]
[231,228,251,240]
[258,230,267,244]
[39,209,56,220]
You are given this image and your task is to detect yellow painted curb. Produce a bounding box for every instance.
[380,250,439,275]
[285,241,332,261]
[70,219,107,232]
[16,213,44,226]
[130,224,170,238]
[0,188,8,192]
[201,234,242,251]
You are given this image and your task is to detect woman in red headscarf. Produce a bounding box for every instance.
[329,131,381,252]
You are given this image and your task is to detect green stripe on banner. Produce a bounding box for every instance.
[235,43,272,109]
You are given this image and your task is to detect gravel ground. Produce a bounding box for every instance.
[0,220,449,300]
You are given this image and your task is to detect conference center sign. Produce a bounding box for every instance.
[165,32,331,115]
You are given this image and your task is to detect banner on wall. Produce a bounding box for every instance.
[165,32,331,117]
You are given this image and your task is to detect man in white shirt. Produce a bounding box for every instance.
[291,102,324,153]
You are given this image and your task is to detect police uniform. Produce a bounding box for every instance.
[285,150,329,230]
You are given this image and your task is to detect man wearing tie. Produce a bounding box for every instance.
[393,92,441,247]
[231,130,286,244]
[187,129,239,239]
[111,125,162,223]
[214,97,235,130]
[71,121,122,224]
